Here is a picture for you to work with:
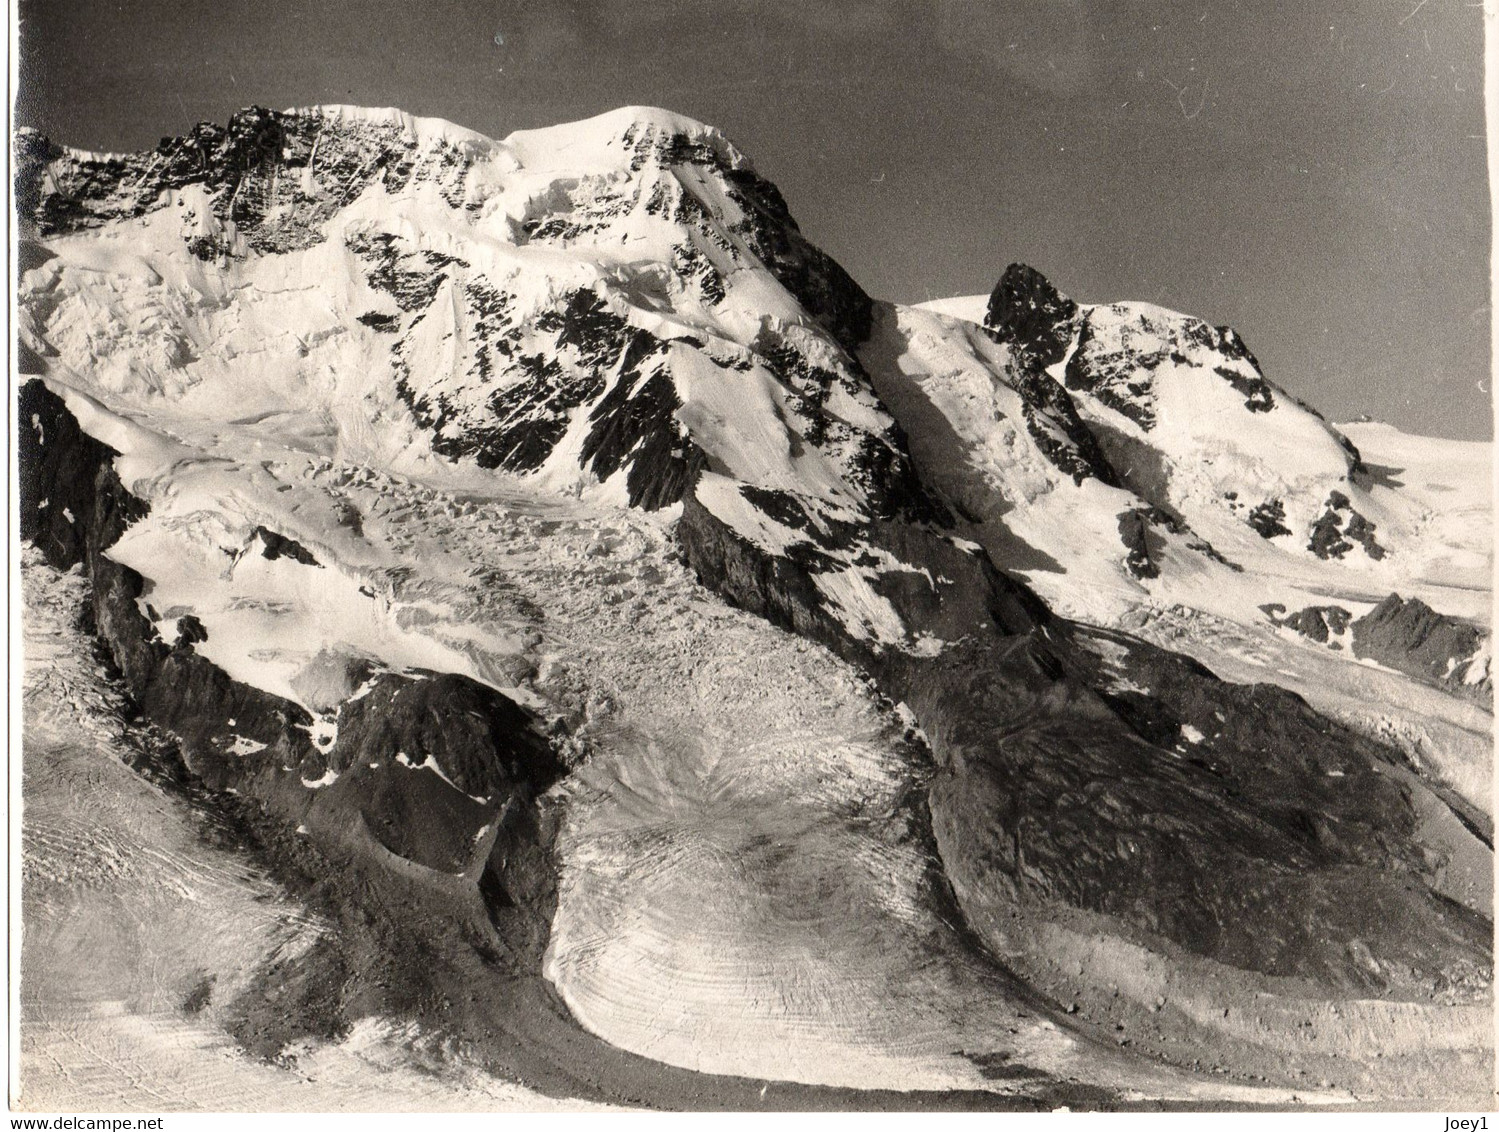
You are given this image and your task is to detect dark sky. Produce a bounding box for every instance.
[16,0,1492,439]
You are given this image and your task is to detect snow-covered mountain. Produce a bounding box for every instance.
[905,268,1488,612]
[15,104,1493,1106]
[897,270,1491,802]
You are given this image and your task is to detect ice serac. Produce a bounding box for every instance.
[18,104,909,527]
[16,104,1493,1095]
[17,376,566,964]
[1352,595,1492,701]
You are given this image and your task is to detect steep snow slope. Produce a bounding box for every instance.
[862,301,1233,626]
[914,294,989,322]
[14,94,1137,1091]
[19,103,942,660]
[910,281,1488,615]
[18,383,1319,1104]
[894,273,1490,806]
[16,105,1492,1106]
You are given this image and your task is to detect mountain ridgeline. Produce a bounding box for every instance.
[15,104,1492,1093]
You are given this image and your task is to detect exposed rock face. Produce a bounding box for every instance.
[1247,498,1292,540]
[1352,595,1491,703]
[1117,508,1164,580]
[42,104,898,530]
[329,670,561,800]
[250,526,322,566]
[17,377,565,954]
[16,102,1494,1097]
[1062,307,1275,431]
[972,263,1369,558]
[984,263,1079,366]
[1263,602,1353,645]
[978,267,1122,487]
[679,485,1491,997]
[387,282,711,503]
[1064,319,1160,430]
[20,381,315,778]
[17,107,476,254]
[919,626,1489,993]
[1007,368,1122,487]
[1307,490,1386,561]
[1264,594,1490,706]
[19,374,120,566]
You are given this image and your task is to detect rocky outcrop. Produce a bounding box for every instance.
[1246,498,1292,540]
[328,670,561,800]
[16,107,493,254]
[977,266,1122,487]
[1117,508,1166,580]
[984,263,1079,367]
[1061,306,1276,431]
[678,476,1492,1000]
[1262,603,1353,646]
[1307,491,1386,561]
[1008,368,1122,487]
[1352,595,1491,705]
[1264,595,1489,707]
[679,490,1046,657]
[19,375,122,567]
[250,526,322,566]
[715,163,875,356]
[917,624,1490,994]
[20,381,317,781]
[970,264,1370,561]
[1064,319,1160,430]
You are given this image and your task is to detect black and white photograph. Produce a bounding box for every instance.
[8,0,1495,1116]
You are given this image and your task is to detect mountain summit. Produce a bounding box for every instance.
[16,105,1492,1105]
